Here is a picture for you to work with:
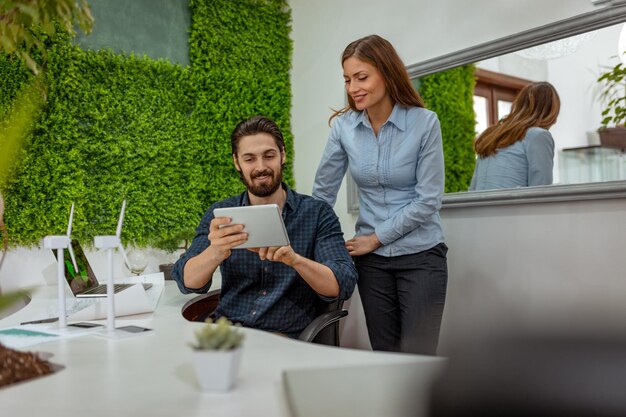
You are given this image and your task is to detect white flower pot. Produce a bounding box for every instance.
[192,346,243,392]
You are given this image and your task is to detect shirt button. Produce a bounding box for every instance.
[264,268,269,272]
[251,310,256,315]
[262,291,267,296]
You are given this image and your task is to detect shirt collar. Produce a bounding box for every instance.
[239,182,295,213]
[352,103,407,132]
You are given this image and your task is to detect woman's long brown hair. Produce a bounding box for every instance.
[474,81,560,157]
[329,35,424,124]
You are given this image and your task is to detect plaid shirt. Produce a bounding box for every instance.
[172,184,357,338]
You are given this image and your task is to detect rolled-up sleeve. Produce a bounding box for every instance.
[171,209,214,294]
[312,118,348,207]
[313,203,358,301]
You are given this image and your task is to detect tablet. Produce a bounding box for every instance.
[213,204,290,249]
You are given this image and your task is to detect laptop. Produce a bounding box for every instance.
[54,239,152,298]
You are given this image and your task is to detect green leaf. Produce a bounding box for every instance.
[0,289,30,312]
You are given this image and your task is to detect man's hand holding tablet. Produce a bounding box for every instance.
[212,203,290,255]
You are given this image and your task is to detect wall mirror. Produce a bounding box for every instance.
[347,5,626,212]
[413,4,626,188]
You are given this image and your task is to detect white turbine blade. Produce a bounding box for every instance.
[118,242,131,271]
[66,203,75,236]
[116,200,127,238]
[67,242,79,276]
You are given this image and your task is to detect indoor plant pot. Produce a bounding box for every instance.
[190,317,245,392]
[192,346,243,392]
[598,126,626,150]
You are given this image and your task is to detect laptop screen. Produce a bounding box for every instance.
[53,239,100,295]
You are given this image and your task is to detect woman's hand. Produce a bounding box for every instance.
[345,234,381,256]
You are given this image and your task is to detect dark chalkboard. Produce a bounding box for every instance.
[74,0,190,66]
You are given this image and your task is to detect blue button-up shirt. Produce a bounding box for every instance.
[313,104,445,256]
[469,127,555,191]
[172,184,357,338]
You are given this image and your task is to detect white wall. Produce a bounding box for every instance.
[548,23,622,149]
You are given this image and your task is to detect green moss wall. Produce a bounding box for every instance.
[419,65,477,193]
[1,0,293,247]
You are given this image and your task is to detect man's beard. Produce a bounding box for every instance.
[241,167,283,198]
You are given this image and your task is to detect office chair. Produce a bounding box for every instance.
[181,289,348,346]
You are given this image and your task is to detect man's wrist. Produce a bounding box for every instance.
[205,245,226,265]
[285,252,302,268]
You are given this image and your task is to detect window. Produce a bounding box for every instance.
[473,68,531,135]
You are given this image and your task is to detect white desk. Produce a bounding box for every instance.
[0,283,445,417]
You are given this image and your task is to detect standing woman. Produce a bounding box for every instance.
[312,35,447,355]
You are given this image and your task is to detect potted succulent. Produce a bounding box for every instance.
[190,317,245,392]
[597,60,626,149]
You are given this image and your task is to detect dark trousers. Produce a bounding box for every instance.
[355,243,448,355]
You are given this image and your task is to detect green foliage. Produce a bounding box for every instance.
[188,0,294,208]
[4,44,200,246]
[190,317,245,350]
[156,228,196,254]
[0,0,94,74]
[0,289,30,312]
[0,53,34,119]
[597,61,626,128]
[419,65,477,193]
[1,0,294,248]
[0,58,42,189]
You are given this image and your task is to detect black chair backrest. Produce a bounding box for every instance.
[309,299,346,346]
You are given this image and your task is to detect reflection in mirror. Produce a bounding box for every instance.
[415,21,626,192]
[407,7,626,194]
[474,22,624,186]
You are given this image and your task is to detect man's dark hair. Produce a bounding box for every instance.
[231,115,285,155]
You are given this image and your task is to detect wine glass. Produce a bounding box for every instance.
[125,248,148,276]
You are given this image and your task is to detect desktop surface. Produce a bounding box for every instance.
[0,282,446,417]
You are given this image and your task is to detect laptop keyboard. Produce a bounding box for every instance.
[80,283,152,295]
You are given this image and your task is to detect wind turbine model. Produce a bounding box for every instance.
[42,203,78,329]
[94,200,131,334]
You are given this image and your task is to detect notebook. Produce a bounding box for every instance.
[53,239,152,298]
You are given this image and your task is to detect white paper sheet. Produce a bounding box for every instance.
[67,273,164,321]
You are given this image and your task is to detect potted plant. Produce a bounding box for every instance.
[597,60,626,149]
[189,316,245,392]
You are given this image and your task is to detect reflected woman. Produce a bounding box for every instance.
[469,82,560,191]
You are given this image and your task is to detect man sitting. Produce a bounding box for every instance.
[172,116,357,338]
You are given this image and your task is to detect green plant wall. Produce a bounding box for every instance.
[0,54,39,187]
[0,54,34,120]
[188,0,294,208]
[418,65,477,193]
[1,0,293,247]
